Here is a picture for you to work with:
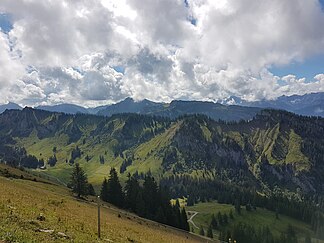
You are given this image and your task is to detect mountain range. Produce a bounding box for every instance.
[0,92,323,120]
[0,107,323,195]
[0,102,22,114]
[234,92,324,117]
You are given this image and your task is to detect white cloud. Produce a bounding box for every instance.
[0,0,324,106]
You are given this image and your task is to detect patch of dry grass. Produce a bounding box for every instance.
[0,173,213,242]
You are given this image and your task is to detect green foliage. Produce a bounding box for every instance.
[199,226,205,236]
[101,168,124,207]
[70,163,88,198]
[87,183,95,196]
[207,224,213,238]
[100,178,109,202]
[47,154,57,167]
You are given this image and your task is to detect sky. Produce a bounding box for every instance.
[0,0,323,107]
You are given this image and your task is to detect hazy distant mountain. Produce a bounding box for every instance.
[87,105,109,115]
[0,102,22,114]
[97,97,164,115]
[97,98,261,121]
[20,92,324,119]
[36,104,89,114]
[222,92,324,117]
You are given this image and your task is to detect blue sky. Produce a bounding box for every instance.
[270,54,324,80]
[0,13,12,33]
[321,0,324,10]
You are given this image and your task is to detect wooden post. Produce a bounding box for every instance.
[97,195,101,239]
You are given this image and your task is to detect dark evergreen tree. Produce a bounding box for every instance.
[180,207,190,231]
[235,200,241,215]
[87,183,95,196]
[100,178,109,201]
[38,158,44,167]
[199,226,205,236]
[229,210,234,219]
[207,224,213,238]
[223,213,228,225]
[48,154,57,167]
[70,163,88,198]
[135,191,146,217]
[211,214,218,229]
[124,173,141,212]
[105,168,124,207]
[142,176,158,218]
[217,212,223,226]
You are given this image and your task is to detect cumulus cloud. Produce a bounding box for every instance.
[0,0,324,106]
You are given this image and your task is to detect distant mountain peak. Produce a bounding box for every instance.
[0,102,22,114]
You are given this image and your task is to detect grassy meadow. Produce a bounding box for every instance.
[0,165,213,243]
[186,201,323,242]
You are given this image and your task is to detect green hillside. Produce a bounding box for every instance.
[0,108,323,193]
[186,201,320,242]
[0,164,208,243]
[0,108,324,241]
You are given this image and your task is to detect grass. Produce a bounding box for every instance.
[0,167,211,243]
[186,201,322,242]
[285,130,310,171]
[15,121,182,188]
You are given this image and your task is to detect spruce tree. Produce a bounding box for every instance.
[223,213,228,225]
[211,214,218,229]
[106,168,124,207]
[180,207,190,231]
[229,210,234,219]
[199,226,205,236]
[217,212,223,226]
[135,191,146,217]
[235,200,241,215]
[207,224,213,238]
[100,178,109,201]
[155,206,167,224]
[124,173,140,212]
[70,163,88,198]
[87,183,96,196]
[143,176,158,218]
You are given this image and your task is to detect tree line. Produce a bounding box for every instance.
[161,174,324,239]
[69,163,189,231]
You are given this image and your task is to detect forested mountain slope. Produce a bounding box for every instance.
[0,108,323,195]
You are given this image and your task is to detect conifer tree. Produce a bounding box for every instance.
[70,163,88,198]
[106,168,124,207]
[135,191,146,217]
[199,226,205,236]
[235,200,241,215]
[207,224,213,238]
[223,213,228,225]
[180,207,190,231]
[124,173,140,212]
[229,210,234,219]
[87,183,95,196]
[211,214,218,229]
[217,212,223,225]
[143,176,158,217]
[100,178,109,201]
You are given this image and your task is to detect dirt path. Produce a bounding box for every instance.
[187,210,199,229]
